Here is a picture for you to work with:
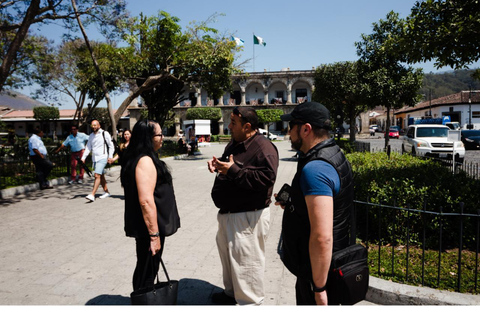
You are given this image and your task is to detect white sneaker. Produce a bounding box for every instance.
[99,192,110,199]
[68,179,75,185]
[77,179,84,184]
[85,194,95,202]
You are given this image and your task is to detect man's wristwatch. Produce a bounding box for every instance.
[149,232,160,237]
[311,281,327,293]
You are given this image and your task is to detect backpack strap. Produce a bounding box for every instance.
[102,131,109,155]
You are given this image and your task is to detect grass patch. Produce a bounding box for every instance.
[368,244,480,294]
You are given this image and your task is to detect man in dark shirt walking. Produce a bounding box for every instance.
[207,106,279,305]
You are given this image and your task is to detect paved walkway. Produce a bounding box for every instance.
[3,139,477,307]
[0,140,309,305]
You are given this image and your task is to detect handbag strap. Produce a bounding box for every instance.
[138,254,172,289]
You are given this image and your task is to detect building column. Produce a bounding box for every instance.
[287,88,292,104]
[264,90,268,105]
[217,93,224,106]
[218,120,224,135]
[241,89,246,106]
[196,88,202,106]
[174,116,181,136]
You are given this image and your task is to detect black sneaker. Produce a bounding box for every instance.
[211,291,236,305]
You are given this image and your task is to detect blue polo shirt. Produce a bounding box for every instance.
[62,132,89,152]
[300,160,340,197]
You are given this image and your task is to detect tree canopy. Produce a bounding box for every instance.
[313,61,366,141]
[113,11,240,127]
[356,11,423,148]
[398,0,480,76]
[0,0,128,92]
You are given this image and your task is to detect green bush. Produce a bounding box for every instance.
[347,152,480,249]
[186,107,222,121]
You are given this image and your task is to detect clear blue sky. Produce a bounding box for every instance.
[22,0,480,108]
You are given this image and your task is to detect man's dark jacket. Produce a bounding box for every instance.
[280,138,354,280]
[211,132,279,213]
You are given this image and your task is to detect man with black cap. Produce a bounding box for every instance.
[207,106,279,305]
[276,101,354,305]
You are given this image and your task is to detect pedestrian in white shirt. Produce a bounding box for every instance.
[81,119,114,202]
[28,127,53,190]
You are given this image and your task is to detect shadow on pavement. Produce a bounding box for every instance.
[85,278,222,305]
[85,294,131,305]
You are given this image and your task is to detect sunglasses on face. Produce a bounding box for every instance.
[232,107,244,118]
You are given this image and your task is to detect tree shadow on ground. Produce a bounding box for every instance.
[85,278,221,305]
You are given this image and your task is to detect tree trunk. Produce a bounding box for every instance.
[349,105,356,142]
[113,74,169,124]
[71,0,116,139]
[0,0,41,92]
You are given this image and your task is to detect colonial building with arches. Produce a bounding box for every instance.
[171,69,315,136]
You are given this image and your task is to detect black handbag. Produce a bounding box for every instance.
[326,243,369,305]
[130,257,179,305]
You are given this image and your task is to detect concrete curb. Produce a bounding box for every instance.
[367,276,480,305]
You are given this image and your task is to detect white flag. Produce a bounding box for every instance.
[253,35,266,46]
[231,36,245,46]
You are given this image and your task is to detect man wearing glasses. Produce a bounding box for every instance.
[276,102,354,305]
[207,106,279,305]
[55,125,89,184]
[81,119,114,202]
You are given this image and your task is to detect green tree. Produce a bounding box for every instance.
[0,0,128,92]
[114,11,240,127]
[313,61,366,142]
[82,107,111,130]
[356,11,423,149]
[34,39,126,128]
[33,105,59,134]
[256,109,282,137]
[186,107,222,121]
[397,0,480,80]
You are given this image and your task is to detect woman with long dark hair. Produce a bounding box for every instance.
[110,129,131,164]
[121,119,180,290]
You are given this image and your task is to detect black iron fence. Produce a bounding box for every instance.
[0,145,84,190]
[354,199,480,294]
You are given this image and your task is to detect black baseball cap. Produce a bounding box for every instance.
[281,101,330,128]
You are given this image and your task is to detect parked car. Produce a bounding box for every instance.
[461,129,480,150]
[445,122,461,130]
[402,124,465,163]
[384,127,400,139]
[258,128,278,140]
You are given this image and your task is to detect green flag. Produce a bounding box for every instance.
[253,35,266,46]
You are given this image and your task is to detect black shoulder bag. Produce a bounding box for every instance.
[130,257,179,305]
[326,243,369,305]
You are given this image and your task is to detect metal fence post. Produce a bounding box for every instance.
[457,202,464,292]
[406,204,411,283]
[476,210,479,293]
[422,200,427,287]
[437,207,443,288]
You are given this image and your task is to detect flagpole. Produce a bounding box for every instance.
[253,32,255,72]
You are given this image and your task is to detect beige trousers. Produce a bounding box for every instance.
[216,207,271,305]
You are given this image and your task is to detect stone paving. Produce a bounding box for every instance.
[0,140,312,305]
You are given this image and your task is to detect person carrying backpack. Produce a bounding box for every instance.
[81,119,114,202]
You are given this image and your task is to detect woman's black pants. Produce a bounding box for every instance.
[132,235,165,291]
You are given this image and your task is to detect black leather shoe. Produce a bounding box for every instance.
[212,291,236,305]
